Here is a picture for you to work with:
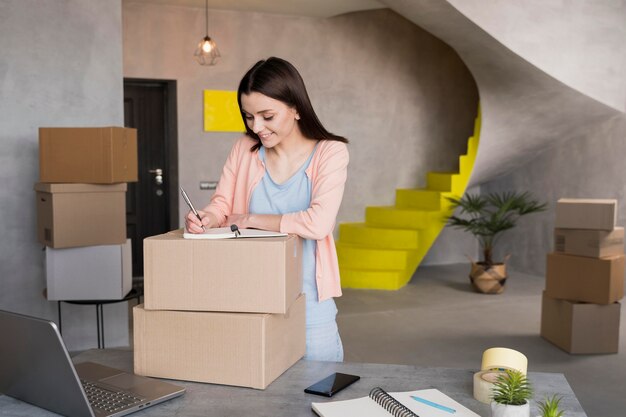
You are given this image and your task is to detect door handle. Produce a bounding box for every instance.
[149,168,164,185]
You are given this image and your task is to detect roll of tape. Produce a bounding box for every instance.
[473,348,528,404]
[481,347,528,375]
[473,370,506,404]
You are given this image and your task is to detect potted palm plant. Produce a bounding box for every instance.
[491,369,533,417]
[446,191,546,294]
[537,395,564,417]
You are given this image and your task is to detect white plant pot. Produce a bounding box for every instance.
[491,401,530,417]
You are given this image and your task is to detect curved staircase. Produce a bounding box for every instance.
[337,109,481,290]
[336,1,625,290]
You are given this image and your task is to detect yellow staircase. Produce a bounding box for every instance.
[337,109,481,290]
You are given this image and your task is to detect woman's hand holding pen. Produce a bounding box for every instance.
[185,210,211,233]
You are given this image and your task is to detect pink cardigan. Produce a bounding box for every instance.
[203,136,349,302]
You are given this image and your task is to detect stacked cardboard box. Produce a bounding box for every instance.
[36,127,137,300]
[134,230,305,389]
[541,199,624,353]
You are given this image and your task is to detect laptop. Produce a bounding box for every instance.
[0,309,185,417]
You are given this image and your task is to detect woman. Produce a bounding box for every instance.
[185,57,349,361]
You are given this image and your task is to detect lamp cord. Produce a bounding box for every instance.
[205,0,209,37]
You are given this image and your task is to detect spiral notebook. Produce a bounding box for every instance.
[312,388,480,417]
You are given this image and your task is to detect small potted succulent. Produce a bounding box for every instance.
[491,369,533,417]
[446,191,546,294]
[537,395,564,417]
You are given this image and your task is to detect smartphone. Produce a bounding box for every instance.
[304,373,360,397]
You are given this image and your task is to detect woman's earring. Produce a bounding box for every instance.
[295,114,300,120]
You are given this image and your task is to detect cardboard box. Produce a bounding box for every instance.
[554,227,624,258]
[555,198,617,230]
[133,294,305,389]
[143,229,302,313]
[541,292,620,354]
[35,183,127,248]
[39,127,138,183]
[545,252,625,304]
[45,239,132,300]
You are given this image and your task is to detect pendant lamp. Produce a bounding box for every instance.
[194,0,220,66]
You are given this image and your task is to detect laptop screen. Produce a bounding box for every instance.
[0,309,185,417]
[0,309,95,416]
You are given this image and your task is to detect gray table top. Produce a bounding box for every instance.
[0,348,587,417]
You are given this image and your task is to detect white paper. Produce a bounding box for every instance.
[312,388,481,417]
[183,227,287,240]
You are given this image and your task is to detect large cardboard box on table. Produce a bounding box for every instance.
[555,198,617,230]
[554,227,624,258]
[143,229,302,313]
[45,239,132,300]
[541,292,620,354]
[39,127,138,183]
[35,183,127,248]
[133,294,305,389]
[545,252,625,304]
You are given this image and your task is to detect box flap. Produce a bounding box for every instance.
[34,183,127,193]
[557,198,617,204]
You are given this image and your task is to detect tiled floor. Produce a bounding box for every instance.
[336,263,625,417]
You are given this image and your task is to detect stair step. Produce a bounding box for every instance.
[336,106,480,291]
[427,171,462,193]
[338,223,419,250]
[365,206,447,229]
[395,189,454,210]
[459,154,474,176]
[340,268,413,290]
[467,134,479,156]
[336,242,417,270]
[473,114,481,140]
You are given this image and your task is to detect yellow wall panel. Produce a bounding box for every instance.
[203,90,245,132]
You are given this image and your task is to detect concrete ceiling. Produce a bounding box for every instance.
[123,0,386,18]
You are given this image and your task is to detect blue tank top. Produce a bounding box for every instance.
[250,145,336,325]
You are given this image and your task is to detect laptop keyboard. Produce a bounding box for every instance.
[81,379,145,413]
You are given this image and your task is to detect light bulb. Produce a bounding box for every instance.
[202,40,212,53]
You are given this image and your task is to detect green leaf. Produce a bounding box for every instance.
[445,192,546,265]
[491,369,533,406]
[537,395,564,417]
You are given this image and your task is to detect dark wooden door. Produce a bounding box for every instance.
[123,79,178,278]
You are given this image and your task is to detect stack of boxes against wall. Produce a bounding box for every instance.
[541,199,625,354]
[36,127,138,301]
[134,229,306,389]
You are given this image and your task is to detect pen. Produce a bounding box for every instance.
[180,186,206,232]
[410,396,456,414]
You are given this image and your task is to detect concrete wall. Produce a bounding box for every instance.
[0,0,129,351]
[422,185,480,266]
[122,3,479,228]
[383,0,624,189]
[449,0,626,112]
[482,113,626,275]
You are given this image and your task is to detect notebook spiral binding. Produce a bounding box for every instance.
[369,387,419,417]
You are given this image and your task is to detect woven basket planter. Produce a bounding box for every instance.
[469,262,508,294]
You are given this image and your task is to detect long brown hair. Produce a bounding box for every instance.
[237,57,348,151]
